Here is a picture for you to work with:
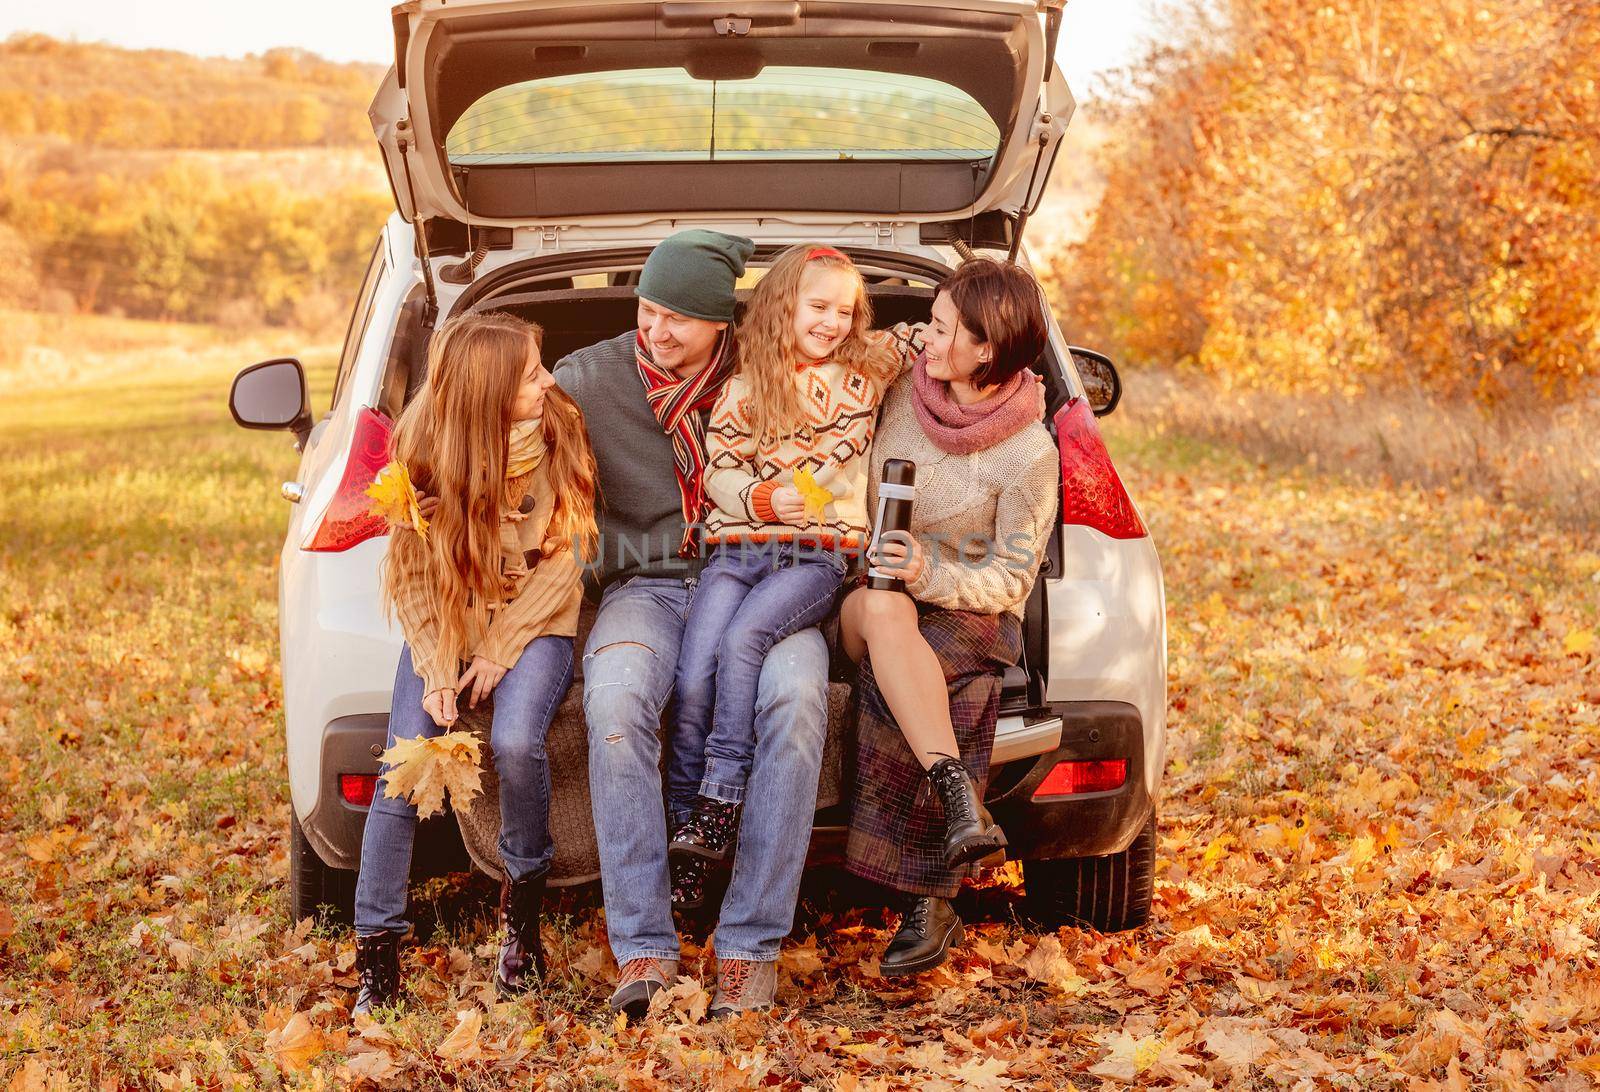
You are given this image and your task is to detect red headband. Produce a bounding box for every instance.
[805,246,851,263]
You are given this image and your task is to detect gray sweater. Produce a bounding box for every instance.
[553,331,708,597]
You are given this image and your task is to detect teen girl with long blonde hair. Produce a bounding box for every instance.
[352,311,597,1013]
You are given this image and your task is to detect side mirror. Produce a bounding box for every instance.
[230,358,312,446]
[1068,346,1122,418]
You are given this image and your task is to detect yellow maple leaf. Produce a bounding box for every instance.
[949,1055,1012,1090]
[1091,1031,1201,1083]
[436,1009,485,1063]
[792,468,834,523]
[780,936,825,976]
[1018,935,1087,995]
[1201,833,1234,868]
[378,731,484,819]
[658,976,712,1024]
[366,461,428,538]
[1564,627,1596,656]
[1346,834,1377,868]
[1201,1021,1279,1068]
[264,1011,325,1074]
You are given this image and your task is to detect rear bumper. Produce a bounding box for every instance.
[987,699,1152,861]
[301,699,1154,876]
[300,713,468,874]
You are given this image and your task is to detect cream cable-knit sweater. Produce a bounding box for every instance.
[865,372,1059,619]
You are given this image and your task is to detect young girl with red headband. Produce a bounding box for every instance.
[666,244,913,908]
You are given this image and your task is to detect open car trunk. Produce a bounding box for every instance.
[373,0,1071,228]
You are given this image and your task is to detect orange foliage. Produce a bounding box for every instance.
[1047,0,1600,402]
[0,35,378,148]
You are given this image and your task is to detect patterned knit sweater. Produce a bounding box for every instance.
[866,372,1059,619]
[388,431,583,696]
[703,323,922,552]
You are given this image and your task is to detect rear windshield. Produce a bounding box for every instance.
[446,66,1001,165]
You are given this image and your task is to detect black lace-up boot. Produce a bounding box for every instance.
[927,756,1007,867]
[353,930,402,1015]
[879,895,963,977]
[494,870,546,997]
[668,795,742,862]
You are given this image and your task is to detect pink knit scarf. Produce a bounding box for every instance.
[910,355,1041,455]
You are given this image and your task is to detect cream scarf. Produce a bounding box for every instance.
[505,417,546,479]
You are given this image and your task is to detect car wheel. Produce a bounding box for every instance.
[289,807,355,927]
[1022,808,1155,933]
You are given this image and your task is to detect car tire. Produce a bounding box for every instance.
[289,808,356,927]
[1022,808,1155,933]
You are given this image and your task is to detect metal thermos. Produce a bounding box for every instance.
[867,459,917,592]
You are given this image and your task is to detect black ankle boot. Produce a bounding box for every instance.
[927,756,1007,867]
[671,853,709,911]
[495,870,547,997]
[669,796,742,862]
[880,895,963,977]
[353,930,402,1015]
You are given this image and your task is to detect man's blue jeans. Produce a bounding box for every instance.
[583,574,829,965]
[672,542,845,817]
[354,638,574,936]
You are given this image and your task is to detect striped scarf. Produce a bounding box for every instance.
[635,330,737,557]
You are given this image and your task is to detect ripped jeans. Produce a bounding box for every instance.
[581,575,829,965]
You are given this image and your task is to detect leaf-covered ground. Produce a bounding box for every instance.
[1,316,1597,1089]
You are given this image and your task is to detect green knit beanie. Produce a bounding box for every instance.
[637,229,756,323]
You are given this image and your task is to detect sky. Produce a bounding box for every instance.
[0,0,1162,97]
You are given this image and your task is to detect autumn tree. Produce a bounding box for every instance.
[1049,0,1600,402]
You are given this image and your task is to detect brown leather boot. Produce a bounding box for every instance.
[493,870,546,998]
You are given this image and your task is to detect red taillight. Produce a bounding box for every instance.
[1032,759,1128,799]
[1053,397,1147,539]
[340,774,377,807]
[303,407,394,552]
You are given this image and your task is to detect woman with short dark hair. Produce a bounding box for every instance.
[838,257,1059,975]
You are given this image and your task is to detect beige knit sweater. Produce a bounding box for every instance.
[865,373,1059,618]
[388,430,583,696]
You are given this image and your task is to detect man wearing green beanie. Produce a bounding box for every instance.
[636,228,756,325]
[550,230,827,1019]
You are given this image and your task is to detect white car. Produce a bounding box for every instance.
[229,0,1166,933]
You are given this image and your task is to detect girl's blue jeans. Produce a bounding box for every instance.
[670,541,846,819]
[353,638,574,936]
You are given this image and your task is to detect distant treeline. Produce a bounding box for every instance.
[1,161,391,331]
[0,34,382,149]
[0,35,392,330]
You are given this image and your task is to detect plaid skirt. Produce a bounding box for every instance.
[844,596,1023,898]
